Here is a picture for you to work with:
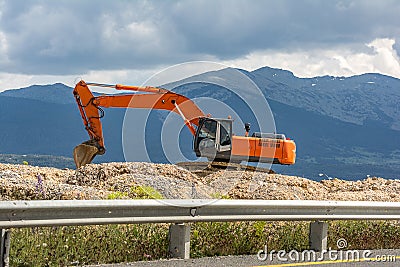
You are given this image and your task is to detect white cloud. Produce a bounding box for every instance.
[0,68,158,93]
[0,72,74,92]
[0,31,9,64]
[0,1,399,90]
[366,38,400,75]
[1,1,400,75]
[223,38,400,79]
[1,38,399,92]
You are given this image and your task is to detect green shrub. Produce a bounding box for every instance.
[107,191,129,200]
[210,192,231,199]
[130,185,163,199]
[11,224,169,266]
[10,220,400,265]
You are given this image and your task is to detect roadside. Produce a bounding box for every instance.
[87,249,400,267]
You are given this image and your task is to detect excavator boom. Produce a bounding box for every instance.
[73,80,205,167]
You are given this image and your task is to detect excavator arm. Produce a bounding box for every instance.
[73,80,205,167]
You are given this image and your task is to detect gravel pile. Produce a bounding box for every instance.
[66,162,213,199]
[224,172,400,201]
[0,164,108,200]
[1,162,399,201]
[0,162,214,200]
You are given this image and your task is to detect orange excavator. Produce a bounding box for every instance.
[72,80,296,168]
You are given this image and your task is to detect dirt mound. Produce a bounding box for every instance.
[0,162,213,200]
[223,172,400,201]
[1,162,399,201]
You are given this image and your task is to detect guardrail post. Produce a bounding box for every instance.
[0,229,10,267]
[168,223,190,259]
[309,221,327,251]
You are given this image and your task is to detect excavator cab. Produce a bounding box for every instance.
[194,117,233,161]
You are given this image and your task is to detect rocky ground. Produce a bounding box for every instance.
[1,162,400,201]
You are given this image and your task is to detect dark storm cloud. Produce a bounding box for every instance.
[169,1,400,56]
[0,0,399,75]
[0,0,183,74]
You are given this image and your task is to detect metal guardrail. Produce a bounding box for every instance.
[1,199,400,265]
[1,199,400,228]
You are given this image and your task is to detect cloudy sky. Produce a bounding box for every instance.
[0,0,399,91]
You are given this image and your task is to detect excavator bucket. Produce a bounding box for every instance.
[73,144,99,168]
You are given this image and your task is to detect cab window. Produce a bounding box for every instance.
[219,120,231,146]
[199,120,217,140]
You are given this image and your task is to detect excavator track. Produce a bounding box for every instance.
[176,161,274,177]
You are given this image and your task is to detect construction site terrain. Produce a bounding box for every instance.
[1,162,399,201]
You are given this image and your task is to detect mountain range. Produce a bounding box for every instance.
[0,67,399,181]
